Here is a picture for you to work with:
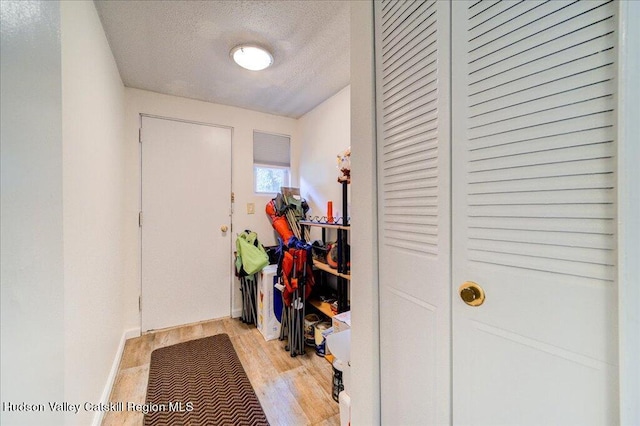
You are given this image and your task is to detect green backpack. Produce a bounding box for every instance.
[235,231,269,275]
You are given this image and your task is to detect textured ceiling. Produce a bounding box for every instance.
[94,0,350,118]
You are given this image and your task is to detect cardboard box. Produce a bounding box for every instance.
[332,310,351,333]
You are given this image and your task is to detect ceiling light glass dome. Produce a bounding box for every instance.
[230,45,273,71]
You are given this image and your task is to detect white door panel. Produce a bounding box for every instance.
[379,287,441,425]
[452,0,618,424]
[462,322,616,425]
[141,116,232,332]
[375,1,451,424]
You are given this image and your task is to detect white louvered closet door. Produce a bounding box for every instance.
[451,1,619,424]
[375,1,451,424]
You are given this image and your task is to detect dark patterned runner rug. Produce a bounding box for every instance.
[144,333,269,425]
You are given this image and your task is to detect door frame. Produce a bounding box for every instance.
[138,113,234,332]
[616,1,640,422]
[350,0,638,423]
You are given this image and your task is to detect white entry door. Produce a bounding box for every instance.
[376,0,619,424]
[451,1,618,424]
[141,116,232,332]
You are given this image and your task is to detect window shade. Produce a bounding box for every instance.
[253,131,290,167]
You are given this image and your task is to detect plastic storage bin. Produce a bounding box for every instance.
[256,265,281,340]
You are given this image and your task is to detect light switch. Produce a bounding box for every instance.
[247,203,255,214]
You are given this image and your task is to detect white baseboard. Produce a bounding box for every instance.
[124,327,141,340]
[232,308,242,319]
[92,327,140,426]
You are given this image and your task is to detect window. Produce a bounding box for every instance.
[254,164,289,193]
[253,131,290,193]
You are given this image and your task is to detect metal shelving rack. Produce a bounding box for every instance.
[300,180,350,314]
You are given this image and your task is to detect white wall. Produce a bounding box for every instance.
[349,2,380,424]
[1,1,65,424]
[124,88,299,326]
[299,85,351,236]
[60,1,126,424]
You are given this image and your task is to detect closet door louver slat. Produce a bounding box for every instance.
[380,0,443,257]
[464,0,617,282]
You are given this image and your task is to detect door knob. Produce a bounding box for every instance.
[458,281,485,306]
[220,225,228,232]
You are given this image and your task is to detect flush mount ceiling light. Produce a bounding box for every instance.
[230,45,273,71]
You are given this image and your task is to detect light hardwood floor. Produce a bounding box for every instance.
[102,317,340,426]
